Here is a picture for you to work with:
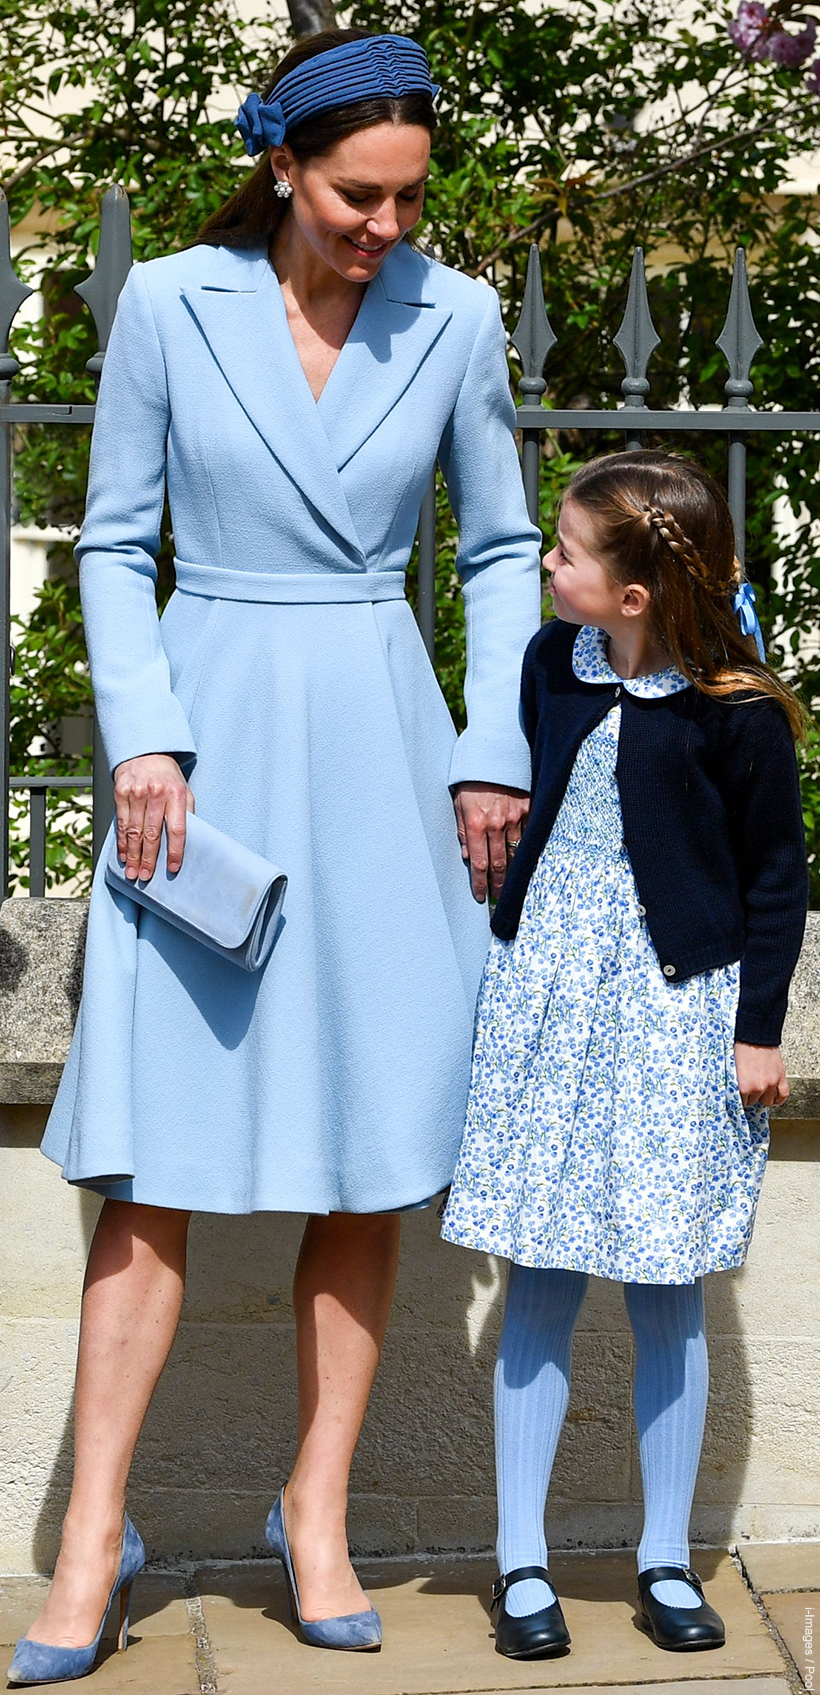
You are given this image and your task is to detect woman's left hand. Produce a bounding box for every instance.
[453,783,530,904]
[734,1042,790,1107]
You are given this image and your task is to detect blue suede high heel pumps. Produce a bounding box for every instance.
[7,1515,145,1686]
[265,1489,382,1651]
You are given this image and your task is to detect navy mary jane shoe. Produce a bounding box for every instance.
[264,1489,382,1651]
[491,1565,571,1659]
[638,1564,725,1650]
[7,1515,145,1686]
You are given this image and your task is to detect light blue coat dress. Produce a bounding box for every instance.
[42,239,541,1214]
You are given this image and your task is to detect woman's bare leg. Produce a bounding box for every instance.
[25,1199,190,1647]
[284,1211,401,1621]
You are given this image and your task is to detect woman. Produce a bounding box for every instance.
[11,27,541,1683]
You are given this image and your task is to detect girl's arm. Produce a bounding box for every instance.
[724,697,808,1050]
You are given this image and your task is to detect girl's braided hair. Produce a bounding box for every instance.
[565,451,804,739]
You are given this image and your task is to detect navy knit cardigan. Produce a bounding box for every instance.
[491,619,808,1048]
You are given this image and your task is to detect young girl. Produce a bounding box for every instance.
[441,451,808,1660]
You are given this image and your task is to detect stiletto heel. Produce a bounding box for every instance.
[264,1487,382,1651]
[7,1515,145,1686]
[118,1583,132,1653]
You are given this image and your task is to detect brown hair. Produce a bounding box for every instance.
[196,28,437,251]
[565,451,805,740]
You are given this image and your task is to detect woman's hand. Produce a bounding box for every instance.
[114,754,195,882]
[453,783,530,904]
[734,1042,789,1108]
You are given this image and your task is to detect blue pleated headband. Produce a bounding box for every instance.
[235,34,439,156]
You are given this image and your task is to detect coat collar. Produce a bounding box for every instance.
[180,242,451,550]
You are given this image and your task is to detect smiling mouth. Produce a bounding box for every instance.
[344,236,390,257]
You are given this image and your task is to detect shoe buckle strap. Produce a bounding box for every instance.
[491,1566,552,1610]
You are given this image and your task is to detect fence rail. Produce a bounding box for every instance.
[2,186,820,897]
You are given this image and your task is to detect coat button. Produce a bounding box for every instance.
[637,904,646,917]
[663,963,676,978]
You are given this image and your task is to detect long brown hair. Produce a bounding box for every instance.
[196,28,437,251]
[566,451,805,740]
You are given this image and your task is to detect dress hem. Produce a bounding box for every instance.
[440,1226,750,1284]
[58,1161,445,1217]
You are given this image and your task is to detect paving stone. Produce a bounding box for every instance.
[741,1544,820,1592]
[762,1591,820,1687]
[197,1549,784,1694]
[473,1686,790,1695]
[0,1634,197,1694]
[0,1573,190,1647]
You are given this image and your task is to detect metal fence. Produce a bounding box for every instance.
[2,185,820,899]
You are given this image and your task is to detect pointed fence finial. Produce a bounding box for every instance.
[613,248,660,407]
[0,190,34,383]
[511,244,556,401]
[717,247,763,409]
[75,184,132,377]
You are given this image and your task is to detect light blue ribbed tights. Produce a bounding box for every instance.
[495,1266,708,1618]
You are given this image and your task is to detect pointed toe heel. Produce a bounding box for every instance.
[264,1489,382,1651]
[638,1565,725,1651]
[6,1515,145,1687]
[491,1566,571,1659]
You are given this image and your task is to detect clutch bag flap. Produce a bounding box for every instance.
[105,811,287,971]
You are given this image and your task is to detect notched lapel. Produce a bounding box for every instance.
[181,263,363,560]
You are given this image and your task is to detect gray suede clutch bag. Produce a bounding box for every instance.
[105,812,287,971]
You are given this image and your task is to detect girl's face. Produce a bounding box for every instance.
[272,122,430,282]
[544,498,630,627]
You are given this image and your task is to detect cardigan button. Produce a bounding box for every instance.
[637,904,646,917]
[662,963,677,978]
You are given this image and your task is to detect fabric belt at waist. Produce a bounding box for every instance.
[174,559,406,604]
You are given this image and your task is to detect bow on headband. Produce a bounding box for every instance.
[235,92,286,154]
[731,581,766,662]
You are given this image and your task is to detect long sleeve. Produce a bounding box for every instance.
[76,263,197,775]
[437,287,542,791]
[723,699,808,1046]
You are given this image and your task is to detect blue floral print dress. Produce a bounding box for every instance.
[441,624,770,1285]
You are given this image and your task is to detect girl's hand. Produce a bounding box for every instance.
[453,783,530,904]
[114,753,195,882]
[734,1042,790,1108]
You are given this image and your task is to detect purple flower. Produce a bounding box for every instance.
[766,15,817,65]
[729,1,771,56]
[806,53,820,88]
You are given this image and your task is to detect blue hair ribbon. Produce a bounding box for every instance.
[235,35,439,158]
[731,580,766,662]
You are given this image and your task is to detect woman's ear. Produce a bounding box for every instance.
[269,143,294,184]
[621,582,652,619]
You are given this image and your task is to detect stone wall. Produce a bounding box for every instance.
[1,901,819,1574]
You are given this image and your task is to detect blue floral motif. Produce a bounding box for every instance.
[441,625,769,1285]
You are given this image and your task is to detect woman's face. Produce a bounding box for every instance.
[272,122,431,281]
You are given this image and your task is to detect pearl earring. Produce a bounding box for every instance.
[274,179,293,199]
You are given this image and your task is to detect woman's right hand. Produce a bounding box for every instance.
[114,753,195,881]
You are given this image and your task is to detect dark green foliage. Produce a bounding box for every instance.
[9,575,92,890]
[3,0,820,894]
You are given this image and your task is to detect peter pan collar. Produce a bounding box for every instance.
[572,623,691,698]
